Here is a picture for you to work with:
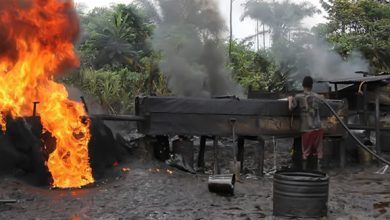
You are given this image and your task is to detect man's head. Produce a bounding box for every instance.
[302,76,314,90]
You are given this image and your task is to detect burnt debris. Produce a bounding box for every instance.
[0,116,128,186]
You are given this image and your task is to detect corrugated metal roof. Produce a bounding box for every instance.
[324,74,390,84]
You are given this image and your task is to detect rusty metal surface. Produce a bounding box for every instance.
[135,96,347,137]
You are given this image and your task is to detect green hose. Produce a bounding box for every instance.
[319,99,390,166]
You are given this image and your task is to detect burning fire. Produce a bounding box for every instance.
[0,0,94,188]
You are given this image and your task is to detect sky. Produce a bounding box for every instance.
[75,0,327,44]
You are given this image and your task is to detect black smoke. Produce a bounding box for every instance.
[151,0,242,97]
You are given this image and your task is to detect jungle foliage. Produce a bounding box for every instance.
[69,0,390,113]
[319,0,390,72]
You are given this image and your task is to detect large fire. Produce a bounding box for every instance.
[0,0,94,188]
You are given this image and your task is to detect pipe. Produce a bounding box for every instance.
[80,96,89,114]
[319,99,390,166]
[92,114,145,122]
[213,136,220,174]
[212,95,240,100]
[230,118,241,178]
[0,199,17,204]
[33,101,39,117]
[230,118,237,168]
[375,94,381,154]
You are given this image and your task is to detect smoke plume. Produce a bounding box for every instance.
[282,34,369,83]
[242,0,369,84]
[152,0,242,97]
[300,42,368,81]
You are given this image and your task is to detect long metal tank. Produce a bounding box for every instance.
[135,96,347,137]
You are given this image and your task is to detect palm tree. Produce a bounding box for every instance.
[81,5,154,70]
[134,0,162,24]
[241,0,319,44]
[92,12,138,68]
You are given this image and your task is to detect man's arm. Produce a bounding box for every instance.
[316,93,325,100]
[288,96,296,111]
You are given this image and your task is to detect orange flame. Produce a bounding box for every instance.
[0,0,94,188]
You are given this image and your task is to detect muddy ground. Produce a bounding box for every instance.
[0,137,389,220]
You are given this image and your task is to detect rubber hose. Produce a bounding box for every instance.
[319,99,390,166]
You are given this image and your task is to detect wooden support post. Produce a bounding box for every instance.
[375,94,381,154]
[257,137,265,176]
[237,137,245,172]
[197,136,206,169]
[363,84,368,127]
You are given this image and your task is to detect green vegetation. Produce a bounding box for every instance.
[320,0,390,71]
[229,41,287,92]
[68,4,168,113]
[68,0,390,113]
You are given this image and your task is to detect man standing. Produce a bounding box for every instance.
[288,76,324,171]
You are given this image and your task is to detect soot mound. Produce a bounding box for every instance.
[0,116,128,186]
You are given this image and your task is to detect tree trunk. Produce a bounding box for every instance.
[229,0,233,59]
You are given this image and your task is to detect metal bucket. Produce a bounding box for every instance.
[273,170,329,218]
[208,174,236,195]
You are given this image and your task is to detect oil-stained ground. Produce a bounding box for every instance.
[0,138,389,220]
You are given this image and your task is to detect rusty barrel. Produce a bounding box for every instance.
[273,170,329,218]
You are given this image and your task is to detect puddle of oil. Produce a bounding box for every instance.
[364,191,390,195]
[374,201,390,209]
[373,201,390,217]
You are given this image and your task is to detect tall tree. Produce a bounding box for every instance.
[242,0,319,44]
[229,0,233,58]
[240,0,318,86]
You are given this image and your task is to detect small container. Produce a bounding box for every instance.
[208,174,236,195]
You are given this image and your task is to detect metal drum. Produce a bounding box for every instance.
[273,170,329,218]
